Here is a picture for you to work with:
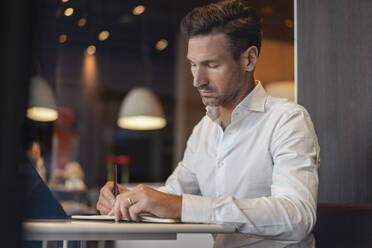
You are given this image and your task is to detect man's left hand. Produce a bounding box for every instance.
[108,184,182,222]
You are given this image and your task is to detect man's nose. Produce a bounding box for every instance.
[193,68,208,88]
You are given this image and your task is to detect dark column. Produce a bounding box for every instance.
[297,0,372,202]
[0,0,35,246]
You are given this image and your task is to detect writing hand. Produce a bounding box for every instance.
[108,184,182,222]
[97,181,128,214]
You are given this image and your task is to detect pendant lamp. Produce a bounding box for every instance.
[117,12,166,130]
[117,87,166,130]
[27,76,58,122]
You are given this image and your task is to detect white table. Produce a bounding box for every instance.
[23,219,236,241]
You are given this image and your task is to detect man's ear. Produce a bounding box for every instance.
[240,46,258,72]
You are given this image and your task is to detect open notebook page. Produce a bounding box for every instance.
[71,214,180,223]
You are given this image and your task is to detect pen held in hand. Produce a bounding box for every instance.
[113,163,118,196]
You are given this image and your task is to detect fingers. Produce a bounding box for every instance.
[120,200,131,221]
[128,200,144,221]
[112,192,133,222]
[102,182,116,203]
[97,181,116,214]
[97,195,114,214]
[110,198,122,222]
[97,202,111,215]
[97,197,112,215]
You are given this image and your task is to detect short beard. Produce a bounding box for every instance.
[201,90,238,107]
[198,73,244,107]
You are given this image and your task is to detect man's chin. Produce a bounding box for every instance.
[202,97,219,107]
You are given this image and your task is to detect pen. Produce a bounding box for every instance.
[113,163,118,196]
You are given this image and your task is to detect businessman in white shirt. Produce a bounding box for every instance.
[97,0,320,247]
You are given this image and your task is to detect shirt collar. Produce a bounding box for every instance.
[206,80,267,121]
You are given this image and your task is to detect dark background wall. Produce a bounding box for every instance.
[297,0,372,202]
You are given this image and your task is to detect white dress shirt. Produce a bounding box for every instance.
[159,82,320,248]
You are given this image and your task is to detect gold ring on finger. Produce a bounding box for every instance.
[127,197,133,205]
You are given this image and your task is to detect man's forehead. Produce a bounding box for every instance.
[187,33,230,61]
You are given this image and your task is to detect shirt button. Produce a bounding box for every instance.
[218,161,224,167]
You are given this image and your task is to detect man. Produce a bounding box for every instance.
[97,0,320,247]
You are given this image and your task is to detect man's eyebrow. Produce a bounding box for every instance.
[186,58,219,64]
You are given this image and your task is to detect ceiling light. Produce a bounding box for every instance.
[117,88,166,130]
[27,77,58,122]
[133,5,145,15]
[261,6,273,15]
[78,18,87,27]
[155,39,168,51]
[284,19,294,28]
[98,30,110,41]
[119,15,134,24]
[59,34,67,43]
[61,0,69,3]
[86,45,96,55]
[64,8,74,17]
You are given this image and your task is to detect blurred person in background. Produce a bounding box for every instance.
[26,140,46,183]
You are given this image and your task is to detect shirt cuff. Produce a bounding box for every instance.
[181,193,214,223]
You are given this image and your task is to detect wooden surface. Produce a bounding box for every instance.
[297,0,372,202]
[23,219,236,241]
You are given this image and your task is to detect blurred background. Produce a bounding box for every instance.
[23,0,294,215]
[3,0,369,247]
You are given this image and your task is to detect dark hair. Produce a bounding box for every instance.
[181,0,262,59]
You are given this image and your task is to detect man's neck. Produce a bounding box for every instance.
[218,79,256,130]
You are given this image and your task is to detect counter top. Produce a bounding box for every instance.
[23,219,236,240]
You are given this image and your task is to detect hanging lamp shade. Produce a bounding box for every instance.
[117,87,166,130]
[27,76,58,122]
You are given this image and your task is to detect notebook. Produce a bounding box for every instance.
[71,214,180,223]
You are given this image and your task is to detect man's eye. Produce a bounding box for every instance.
[208,64,218,69]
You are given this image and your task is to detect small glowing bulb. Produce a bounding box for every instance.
[261,6,273,15]
[86,45,96,55]
[56,8,62,17]
[59,34,67,43]
[61,0,69,3]
[133,5,145,15]
[98,30,110,41]
[64,8,74,17]
[284,19,294,28]
[156,39,168,51]
[78,18,87,27]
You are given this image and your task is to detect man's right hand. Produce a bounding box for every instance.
[96,181,128,214]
